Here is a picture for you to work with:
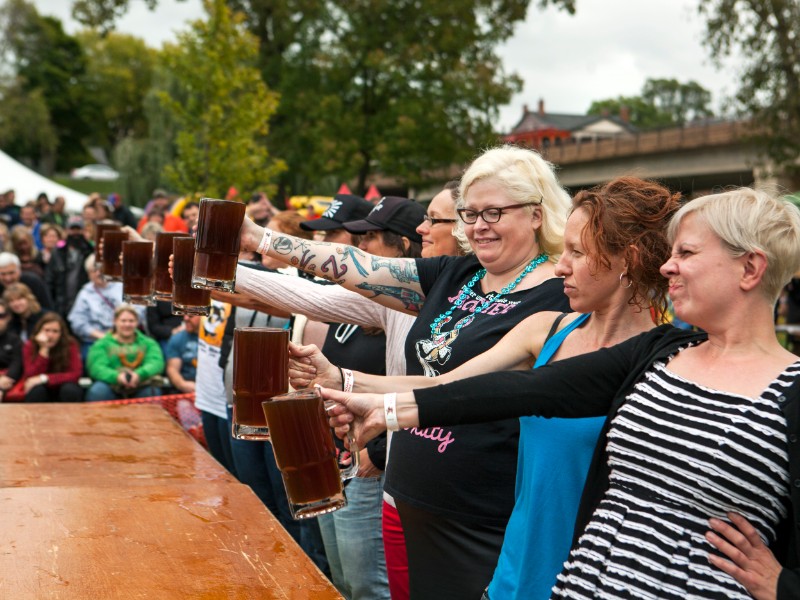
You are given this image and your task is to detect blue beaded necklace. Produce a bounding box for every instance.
[429,252,549,336]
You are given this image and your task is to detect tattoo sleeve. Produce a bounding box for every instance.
[356,282,424,312]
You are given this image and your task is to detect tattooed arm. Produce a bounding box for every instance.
[240,217,425,314]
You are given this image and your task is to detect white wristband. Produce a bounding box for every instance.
[256,227,273,255]
[384,392,399,431]
[342,368,354,394]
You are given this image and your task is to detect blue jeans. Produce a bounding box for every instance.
[318,476,390,600]
[84,381,161,402]
[225,406,329,576]
[200,411,237,477]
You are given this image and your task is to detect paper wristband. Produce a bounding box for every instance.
[257,228,273,255]
[342,368,354,394]
[384,392,400,431]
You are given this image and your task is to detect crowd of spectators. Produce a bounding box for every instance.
[0,188,213,403]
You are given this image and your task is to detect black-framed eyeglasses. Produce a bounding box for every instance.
[421,215,457,226]
[456,200,540,224]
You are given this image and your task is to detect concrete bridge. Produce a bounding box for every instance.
[539,120,792,197]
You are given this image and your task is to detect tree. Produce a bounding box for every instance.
[698,0,800,180]
[237,0,576,194]
[71,0,576,195]
[0,81,58,170]
[154,0,284,197]
[588,78,714,129]
[78,30,158,151]
[0,0,94,171]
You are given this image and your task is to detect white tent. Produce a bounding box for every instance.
[0,149,88,213]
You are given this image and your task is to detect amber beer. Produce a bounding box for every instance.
[153,232,185,301]
[172,236,210,316]
[122,240,154,305]
[94,220,121,268]
[192,198,245,292]
[232,328,289,440]
[262,389,348,519]
[101,230,128,281]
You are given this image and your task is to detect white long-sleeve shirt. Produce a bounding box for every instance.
[235,265,415,377]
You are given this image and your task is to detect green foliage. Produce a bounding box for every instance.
[154,0,284,197]
[71,0,160,34]
[588,78,714,129]
[698,0,800,177]
[0,0,93,170]
[68,0,575,195]
[0,81,58,169]
[78,30,158,151]
[236,0,558,194]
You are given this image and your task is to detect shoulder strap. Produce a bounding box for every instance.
[544,312,570,343]
[535,313,591,368]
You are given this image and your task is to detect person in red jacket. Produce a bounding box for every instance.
[19,311,83,402]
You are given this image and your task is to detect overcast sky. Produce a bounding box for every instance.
[32,0,740,131]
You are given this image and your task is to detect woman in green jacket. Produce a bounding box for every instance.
[85,304,165,401]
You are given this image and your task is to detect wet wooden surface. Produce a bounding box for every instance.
[0,403,342,599]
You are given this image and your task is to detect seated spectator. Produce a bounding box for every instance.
[165,314,200,393]
[18,203,42,250]
[82,202,96,244]
[0,299,23,401]
[93,199,113,222]
[0,189,20,228]
[4,282,45,342]
[146,300,183,354]
[181,201,199,232]
[137,190,188,234]
[141,221,164,241]
[41,196,67,228]
[0,251,54,310]
[85,305,164,401]
[16,312,83,403]
[57,218,93,316]
[0,222,11,252]
[68,255,136,360]
[10,225,43,278]
[247,192,277,227]
[108,193,137,229]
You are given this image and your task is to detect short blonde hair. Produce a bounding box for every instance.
[455,145,570,260]
[667,187,800,301]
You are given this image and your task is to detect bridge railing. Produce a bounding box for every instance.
[541,120,750,165]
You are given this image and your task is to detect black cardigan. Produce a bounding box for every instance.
[414,325,800,599]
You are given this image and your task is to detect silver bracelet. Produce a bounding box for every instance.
[342,368,354,394]
[384,392,399,431]
[256,227,273,255]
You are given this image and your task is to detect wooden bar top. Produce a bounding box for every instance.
[0,404,236,487]
[0,403,342,599]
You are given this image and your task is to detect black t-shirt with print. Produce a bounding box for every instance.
[384,254,570,525]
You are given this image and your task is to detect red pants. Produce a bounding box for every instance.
[382,500,409,600]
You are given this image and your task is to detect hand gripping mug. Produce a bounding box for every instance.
[262,388,359,519]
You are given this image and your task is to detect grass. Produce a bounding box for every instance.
[53,177,121,196]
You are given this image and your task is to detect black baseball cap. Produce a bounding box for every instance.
[300,194,373,231]
[343,196,425,243]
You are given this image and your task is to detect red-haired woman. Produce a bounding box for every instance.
[19,311,83,402]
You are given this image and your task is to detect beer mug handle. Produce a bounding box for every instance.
[324,399,359,481]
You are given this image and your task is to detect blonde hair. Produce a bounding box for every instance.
[455,145,570,260]
[667,187,800,301]
[3,282,41,316]
[114,303,140,322]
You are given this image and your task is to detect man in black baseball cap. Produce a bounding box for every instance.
[300,194,373,244]
[342,196,425,257]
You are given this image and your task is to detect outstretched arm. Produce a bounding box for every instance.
[240,218,424,314]
[290,311,554,392]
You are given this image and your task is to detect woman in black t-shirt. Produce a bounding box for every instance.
[237,145,572,598]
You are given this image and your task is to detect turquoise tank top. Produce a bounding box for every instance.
[487,313,605,599]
